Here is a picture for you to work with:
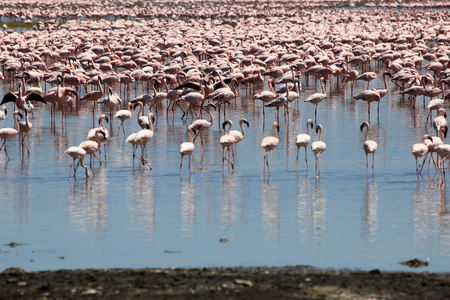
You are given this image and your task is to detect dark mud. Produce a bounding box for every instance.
[1,265,450,299]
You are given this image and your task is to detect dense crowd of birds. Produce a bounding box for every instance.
[0,2,450,184]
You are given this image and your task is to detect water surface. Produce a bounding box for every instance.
[1,71,449,273]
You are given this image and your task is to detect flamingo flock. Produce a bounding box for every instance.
[0,1,449,184]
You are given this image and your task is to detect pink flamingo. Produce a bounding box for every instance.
[261,121,279,178]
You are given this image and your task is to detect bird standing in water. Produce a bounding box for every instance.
[311,124,326,178]
[360,121,378,171]
[261,121,280,178]
[296,119,314,171]
[179,127,196,174]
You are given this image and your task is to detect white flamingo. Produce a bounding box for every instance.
[304,79,326,125]
[219,119,236,170]
[353,89,381,123]
[188,103,216,151]
[79,129,106,176]
[114,102,133,138]
[311,124,326,178]
[412,135,432,182]
[296,119,314,171]
[65,146,89,179]
[261,121,279,178]
[0,110,20,160]
[179,127,196,174]
[360,121,378,171]
[134,113,155,170]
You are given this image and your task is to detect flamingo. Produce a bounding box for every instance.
[437,144,450,185]
[252,78,276,119]
[43,75,77,120]
[114,102,133,138]
[261,121,279,178]
[375,72,391,100]
[1,81,46,110]
[219,120,236,170]
[206,71,238,118]
[433,108,447,138]
[399,84,424,109]
[229,118,250,145]
[80,76,104,119]
[342,64,359,96]
[296,119,314,171]
[148,78,168,112]
[265,82,291,123]
[412,135,432,182]
[356,72,377,89]
[304,79,326,125]
[125,132,139,163]
[426,81,446,129]
[188,103,216,151]
[17,105,32,157]
[179,78,206,119]
[87,114,110,162]
[134,113,155,170]
[98,87,122,118]
[311,124,326,178]
[0,110,20,160]
[65,146,89,179]
[228,118,250,162]
[179,127,196,174]
[353,89,381,123]
[360,121,378,171]
[134,101,154,130]
[79,129,106,175]
[424,131,445,172]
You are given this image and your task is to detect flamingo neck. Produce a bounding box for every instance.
[164,80,170,93]
[268,80,275,94]
[217,73,228,89]
[188,129,194,143]
[137,102,143,118]
[98,78,103,94]
[208,106,214,125]
[291,68,298,93]
[148,114,154,132]
[240,122,246,138]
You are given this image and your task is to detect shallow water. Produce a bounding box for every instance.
[1,69,449,273]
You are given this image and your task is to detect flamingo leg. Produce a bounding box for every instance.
[3,143,10,161]
[366,153,369,169]
[416,157,420,182]
[69,159,75,179]
[314,104,318,126]
[121,123,126,138]
[93,153,102,165]
[266,151,271,176]
[304,147,308,171]
[315,153,321,178]
[179,154,183,174]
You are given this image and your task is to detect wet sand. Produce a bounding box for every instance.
[2,265,450,299]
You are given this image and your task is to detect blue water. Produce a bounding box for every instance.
[0,70,449,273]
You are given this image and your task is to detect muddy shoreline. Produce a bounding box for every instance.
[1,265,450,299]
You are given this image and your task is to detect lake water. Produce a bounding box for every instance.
[1,67,449,273]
